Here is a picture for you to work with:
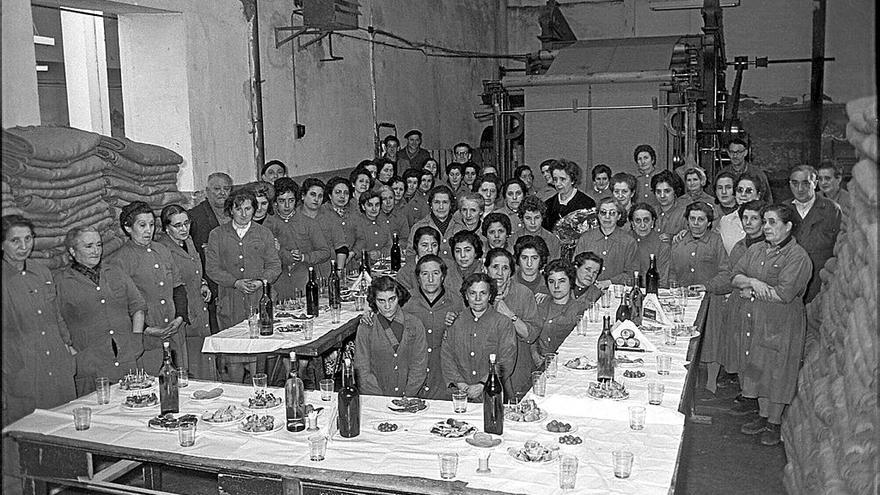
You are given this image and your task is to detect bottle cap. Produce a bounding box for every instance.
[290,351,296,360]
[163,341,170,348]
[489,353,496,362]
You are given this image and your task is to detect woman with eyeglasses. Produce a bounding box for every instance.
[157,205,217,380]
[574,197,638,287]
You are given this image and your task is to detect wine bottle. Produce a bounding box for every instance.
[630,271,643,326]
[390,233,402,271]
[328,261,341,309]
[359,250,371,276]
[615,288,632,322]
[597,316,616,383]
[158,341,179,414]
[645,253,659,295]
[259,280,274,336]
[338,357,360,438]
[285,351,306,432]
[306,266,320,317]
[483,353,504,435]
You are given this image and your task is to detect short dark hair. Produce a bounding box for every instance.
[261,160,287,177]
[120,201,155,235]
[224,189,257,218]
[736,172,764,196]
[367,275,410,311]
[484,247,514,269]
[762,203,801,236]
[376,159,397,180]
[358,189,382,212]
[713,170,738,191]
[514,235,549,270]
[817,160,843,178]
[274,177,299,199]
[300,178,325,200]
[514,165,533,183]
[415,254,447,280]
[543,258,576,285]
[427,185,453,204]
[738,200,766,220]
[611,172,637,192]
[350,166,375,190]
[403,168,422,183]
[574,251,604,273]
[633,144,656,164]
[404,129,422,139]
[591,164,612,181]
[550,159,581,185]
[419,168,435,180]
[651,170,685,197]
[325,177,353,203]
[501,178,527,199]
[539,159,555,172]
[453,142,472,154]
[450,229,484,259]
[474,173,500,194]
[2,215,35,241]
[160,204,188,230]
[460,272,497,307]
[482,212,511,237]
[519,195,547,219]
[389,175,405,188]
[247,180,275,202]
[629,202,658,223]
[383,135,400,146]
[684,201,715,226]
[413,226,441,250]
[462,162,480,175]
[446,162,464,176]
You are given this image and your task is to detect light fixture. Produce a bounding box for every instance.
[649,0,740,11]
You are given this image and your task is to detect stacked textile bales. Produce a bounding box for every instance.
[1,126,187,269]
[783,96,877,494]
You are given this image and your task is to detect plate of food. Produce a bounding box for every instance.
[545,419,578,434]
[674,325,700,339]
[587,381,630,401]
[243,391,283,410]
[387,397,428,413]
[238,414,283,435]
[615,354,645,368]
[563,355,596,370]
[372,420,406,434]
[119,373,155,391]
[201,404,247,425]
[148,413,198,431]
[557,434,583,446]
[639,323,665,334]
[622,369,647,381]
[466,431,503,448]
[122,392,158,409]
[276,323,304,333]
[504,399,548,422]
[507,440,560,464]
[687,286,704,299]
[191,387,223,401]
[430,418,476,438]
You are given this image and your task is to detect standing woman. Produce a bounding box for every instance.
[611,172,638,231]
[713,171,742,254]
[108,201,187,372]
[535,259,590,355]
[629,203,671,288]
[57,227,147,395]
[446,163,465,197]
[462,163,480,192]
[475,174,501,217]
[157,205,217,381]
[514,165,535,196]
[498,178,526,232]
[730,204,812,446]
[248,181,274,225]
[682,167,715,205]
[418,169,436,196]
[376,159,397,188]
[670,202,730,292]
[205,189,282,383]
[423,158,440,180]
[2,215,76,424]
[320,177,356,268]
[543,159,596,232]
[651,170,688,242]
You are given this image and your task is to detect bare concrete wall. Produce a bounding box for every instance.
[1,0,41,127]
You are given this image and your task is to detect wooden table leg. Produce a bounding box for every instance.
[142,463,162,490]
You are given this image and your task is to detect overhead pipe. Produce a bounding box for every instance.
[244,0,265,176]
[502,70,674,88]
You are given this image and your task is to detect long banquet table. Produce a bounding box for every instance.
[4,286,705,495]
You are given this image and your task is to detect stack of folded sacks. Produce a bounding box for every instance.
[1,126,187,269]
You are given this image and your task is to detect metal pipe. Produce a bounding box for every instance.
[369,7,379,156]
[502,70,673,88]
[501,102,687,115]
[244,0,265,175]
[809,0,827,167]
[496,0,508,58]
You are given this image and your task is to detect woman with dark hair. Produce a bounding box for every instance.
[376,158,397,187]
[423,158,440,179]
[320,176,356,267]
[515,196,561,259]
[629,202,671,288]
[484,248,542,396]
[498,178,526,232]
[205,189,281,383]
[261,160,287,184]
[735,172,764,206]
[108,201,187,371]
[354,276,427,397]
[514,165,535,195]
[349,166,374,206]
[729,203,812,446]
[57,226,148,394]
[543,159,596,231]
[246,181,274,224]
[418,168,435,195]
[713,170,742,254]
[513,235,550,297]
[358,159,378,181]
[536,259,590,355]
[2,215,76,423]
[633,144,659,208]
[157,205,217,380]
[574,197,638,286]
[448,229,483,293]
[651,170,688,242]
[397,226,441,292]
[462,162,480,191]
[611,172,638,231]
[446,163,465,196]
[482,212,512,252]
[572,251,603,303]
[441,272,517,400]
[590,164,613,201]
[352,190,393,263]
[475,174,501,217]
[670,201,729,292]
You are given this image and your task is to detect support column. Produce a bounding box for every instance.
[61,9,111,135]
[808,0,827,167]
[1,0,40,126]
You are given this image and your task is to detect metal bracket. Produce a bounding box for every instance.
[274,25,343,61]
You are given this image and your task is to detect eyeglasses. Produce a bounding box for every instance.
[170,220,191,229]
[728,148,747,155]
[736,187,755,194]
[598,209,619,217]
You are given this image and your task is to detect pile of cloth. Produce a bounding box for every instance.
[1,126,187,269]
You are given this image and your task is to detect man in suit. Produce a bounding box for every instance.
[189,172,232,333]
[789,165,841,303]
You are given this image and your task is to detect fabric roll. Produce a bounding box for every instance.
[11,177,105,200]
[105,167,178,186]
[8,199,107,225]
[104,176,179,196]
[6,126,101,162]
[14,190,105,213]
[1,130,33,155]
[97,148,181,175]
[29,247,66,259]
[7,171,104,191]
[98,135,183,165]
[24,152,100,170]
[105,189,186,208]
[33,209,115,238]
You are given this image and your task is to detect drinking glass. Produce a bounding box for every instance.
[647,382,665,405]
[628,406,646,430]
[308,434,327,461]
[73,407,91,431]
[331,306,342,324]
[544,353,558,378]
[303,318,315,340]
[178,422,196,447]
[656,355,672,375]
[252,372,268,393]
[306,410,319,431]
[95,377,111,405]
[248,306,260,338]
[438,452,458,479]
[177,368,189,388]
[452,391,468,413]
[319,379,334,401]
[664,326,677,346]
[612,451,634,479]
[600,289,613,308]
[531,371,546,397]
[476,451,492,474]
[558,454,579,490]
[588,303,600,323]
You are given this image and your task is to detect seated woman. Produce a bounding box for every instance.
[513,235,550,297]
[611,172,637,232]
[354,276,427,397]
[514,165,535,196]
[536,259,591,355]
[730,203,812,446]
[629,202,671,288]
[397,226,442,292]
[405,255,463,399]
[352,190,393,263]
[515,195,561,259]
[447,229,484,292]
[574,197,638,286]
[475,174,501,217]
[482,212,512,252]
[455,192,484,235]
[497,178,526,232]
[571,251,603,303]
[670,201,730,292]
[446,163,465,196]
[441,273,517,401]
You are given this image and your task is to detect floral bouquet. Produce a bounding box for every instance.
[554,208,598,260]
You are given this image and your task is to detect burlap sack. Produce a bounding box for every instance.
[14,190,105,213]
[7,171,104,191]
[11,177,105,199]
[2,154,107,181]
[97,148,181,175]
[104,176,179,196]
[98,136,183,166]
[6,126,101,162]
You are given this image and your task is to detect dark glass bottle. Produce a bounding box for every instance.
[306,266,320,317]
[328,261,341,309]
[645,253,659,295]
[615,289,632,322]
[359,250,371,276]
[285,351,306,432]
[390,233,402,271]
[597,316,616,383]
[338,357,360,438]
[259,280,274,336]
[483,353,504,435]
[630,271,643,325]
[158,341,179,414]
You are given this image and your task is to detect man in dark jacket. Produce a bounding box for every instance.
[188,172,232,333]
